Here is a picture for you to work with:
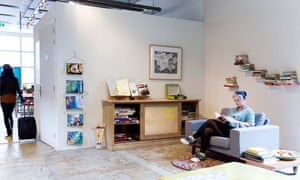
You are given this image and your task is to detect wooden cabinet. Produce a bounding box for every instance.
[102,99,199,150]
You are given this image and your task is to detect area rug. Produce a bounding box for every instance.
[172,155,224,170]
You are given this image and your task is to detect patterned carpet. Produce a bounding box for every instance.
[171,155,224,170]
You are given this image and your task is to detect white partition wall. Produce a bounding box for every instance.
[34,2,204,150]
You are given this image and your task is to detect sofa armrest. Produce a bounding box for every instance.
[185,119,207,137]
[229,125,279,157]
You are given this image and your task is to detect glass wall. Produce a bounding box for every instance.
[0,32,34,89]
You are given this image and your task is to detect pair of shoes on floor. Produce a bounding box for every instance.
[190,152,206,162]
[180,136,196,145]
[195,152,206,160]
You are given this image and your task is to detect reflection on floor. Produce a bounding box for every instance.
[0,141,193,179]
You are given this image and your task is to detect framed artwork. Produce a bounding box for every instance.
[149,44,182,80]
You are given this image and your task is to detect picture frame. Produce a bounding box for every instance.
[149,44,182,80]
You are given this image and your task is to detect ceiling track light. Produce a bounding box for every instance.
[68,0,161,14]
[25,0,49,28]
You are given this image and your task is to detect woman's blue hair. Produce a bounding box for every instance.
[234,90,247,100]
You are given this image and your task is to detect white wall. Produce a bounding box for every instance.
[204,0,300,151]
[34,2,204,150]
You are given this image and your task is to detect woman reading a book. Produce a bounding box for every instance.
[180,90,255,159]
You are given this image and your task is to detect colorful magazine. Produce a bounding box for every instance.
[67,113,84,126]
[136,82,150,96]
[67,131,83,145]
[66,63,83,75]
[66,80,84,94]
[129,82,150,97]
[66,95,83,109]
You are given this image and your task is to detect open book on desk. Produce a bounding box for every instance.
[215,112,240,124]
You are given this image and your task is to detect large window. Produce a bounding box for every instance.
[0,33,34,89]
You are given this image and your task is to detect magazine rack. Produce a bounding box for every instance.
[64,52,85,145]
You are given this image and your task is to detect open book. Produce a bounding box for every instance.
[215,112,240,124]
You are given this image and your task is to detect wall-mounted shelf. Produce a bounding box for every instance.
[234,55,299,87]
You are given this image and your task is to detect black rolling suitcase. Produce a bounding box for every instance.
[18,101,37,140]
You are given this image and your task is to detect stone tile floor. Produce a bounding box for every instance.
[0,141,197,180]
[0,140,299,180]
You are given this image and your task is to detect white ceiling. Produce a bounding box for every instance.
[0,0,203,33]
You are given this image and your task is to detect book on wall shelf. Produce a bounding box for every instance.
[239,64,255,71]
[234,55,249,65]
[263,71,299,86]
[224,76,238,88]
[276,71,299,86]
[251,70,267,78]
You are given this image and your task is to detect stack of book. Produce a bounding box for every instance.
[251,70,267,78]
[234,55,249,65]
[224,76,238,88]
[263,73,280,86]
[242,147,274,162]
[277,71,299,86]
[240,64,255,71]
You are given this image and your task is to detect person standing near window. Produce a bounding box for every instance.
[0,64,22,138]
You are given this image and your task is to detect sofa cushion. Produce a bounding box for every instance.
[210,136,230,149]
[255,112,266,126]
